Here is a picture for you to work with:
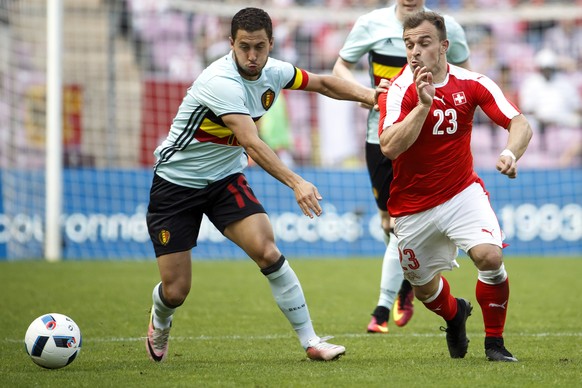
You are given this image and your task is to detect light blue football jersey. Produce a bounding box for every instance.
[339,5,470,144]
[153,53,309,188]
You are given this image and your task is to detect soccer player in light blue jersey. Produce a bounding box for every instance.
[145,7,382,363]
[333,0,471,334]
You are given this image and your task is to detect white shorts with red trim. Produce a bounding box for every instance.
[394,182,503,286]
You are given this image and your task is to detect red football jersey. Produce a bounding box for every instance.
[378,64,520,217]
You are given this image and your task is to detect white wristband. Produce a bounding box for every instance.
[500,149,516,161]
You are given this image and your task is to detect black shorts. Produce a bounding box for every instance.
[365,142,394,212]
[146,173,266,257]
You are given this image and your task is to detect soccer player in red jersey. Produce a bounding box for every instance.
[378,11,533,361]
[334,0,471,334]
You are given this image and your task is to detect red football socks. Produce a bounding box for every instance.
[476,278,509,337]
[423,276,458,321]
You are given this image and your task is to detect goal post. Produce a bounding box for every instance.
[45,0,64,261]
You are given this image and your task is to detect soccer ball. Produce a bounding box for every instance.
[24,313,82,369]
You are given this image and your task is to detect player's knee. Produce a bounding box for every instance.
[162,280,190,307]
[414,287,432,302]
[252,245,282,268]
[471,245,503,271]
[414,276,439,301]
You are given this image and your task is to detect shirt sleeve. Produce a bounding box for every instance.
[338,16,373,63]
[383,69,416,129]
[377,91,388,138]
[444,16,471,65]
[283,66,310,90]
[475,75,520,129]
[196,75,249,117]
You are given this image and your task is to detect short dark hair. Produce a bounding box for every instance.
[231,7,273,40]
[403,11,447,41]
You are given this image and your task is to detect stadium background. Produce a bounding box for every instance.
[0,0,580,260]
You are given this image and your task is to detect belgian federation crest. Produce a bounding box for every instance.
[158,229,171,246]
[261,89,275,110]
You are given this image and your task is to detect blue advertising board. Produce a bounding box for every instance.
[0,168,580,260]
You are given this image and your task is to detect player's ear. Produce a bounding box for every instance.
[229,36,234,48]
[441,39,449,54]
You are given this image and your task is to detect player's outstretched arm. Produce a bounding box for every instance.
[302,71,376,108]
[332,57,375,110]
[496,114,533,179]
[222,113,323,218]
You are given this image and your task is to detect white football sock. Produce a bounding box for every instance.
[478,263,508,285]
[152,282,175,330]
[377,232,403,309]
[264,260,317,349]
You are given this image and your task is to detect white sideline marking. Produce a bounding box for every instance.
[6,331,582,344]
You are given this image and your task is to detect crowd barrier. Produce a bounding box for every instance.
[0,167,580,260]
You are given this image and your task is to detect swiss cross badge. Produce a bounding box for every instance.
[452,92,466,106]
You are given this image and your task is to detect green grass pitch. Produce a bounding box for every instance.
[1,257,581,387]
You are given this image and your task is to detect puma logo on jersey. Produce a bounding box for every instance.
[488,300,507,309]
[430,304,442,312]
[433,95,445,104]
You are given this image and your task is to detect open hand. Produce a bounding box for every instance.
[293,180,323,218]
[414,66,434,107]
